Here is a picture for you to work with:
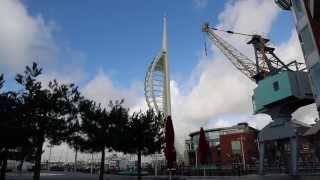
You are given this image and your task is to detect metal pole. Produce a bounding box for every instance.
[74,149,78,174]
[259,142,265,175]
[65,147,69,163]
[155,155,158,176]
[290,137,298,175]
[195,150,198,168]
[90,153,93,175]
[48,145,52,171]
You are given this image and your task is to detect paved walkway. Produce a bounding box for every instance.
[5,172,320,180]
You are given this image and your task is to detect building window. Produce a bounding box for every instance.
[231,141,241,154]
[273,81,279,91]
[207,131,219,140]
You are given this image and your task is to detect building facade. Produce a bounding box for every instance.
[185,123,259,168]
[276,0,320,112]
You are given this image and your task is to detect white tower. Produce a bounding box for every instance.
[144,16,172,117]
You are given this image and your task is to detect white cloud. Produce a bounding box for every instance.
[293,104,318,124]
[218,0,279,34]
[205,113,271,130]
[82,70,144,110]
[193,0,208,9]
[275,29,304,64]
[0,0,57,73]
[0,0,87,86]
[38,67,86,86]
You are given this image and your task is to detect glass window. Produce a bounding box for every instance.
[206,131,219,140]
[192,134,199,150]
[231,141,241,154]
[292,0,305,20]
[273,81,279,91]
[300,25,316,56]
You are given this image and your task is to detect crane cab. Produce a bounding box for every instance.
[253,71,314,118]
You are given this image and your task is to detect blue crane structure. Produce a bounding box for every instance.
[203,23,315,175]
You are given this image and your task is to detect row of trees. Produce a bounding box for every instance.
[0,63,164,180]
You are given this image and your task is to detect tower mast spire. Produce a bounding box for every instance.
[162,15,171,116]
[162,15,168,52]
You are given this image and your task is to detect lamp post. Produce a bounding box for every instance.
[48,145,53,171]
[195,149,198,168]
[153,154,159,176]
[90,153,94,175]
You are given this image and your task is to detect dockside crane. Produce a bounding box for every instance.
[202,22,313,119]
[203,22,315,175]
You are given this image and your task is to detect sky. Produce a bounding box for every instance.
[0,0,318,161]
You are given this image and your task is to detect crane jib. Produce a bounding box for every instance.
[206,29,257,82]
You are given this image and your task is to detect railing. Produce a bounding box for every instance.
[144,161,320,176]
[298,161,320,174]
[145,163,255,176]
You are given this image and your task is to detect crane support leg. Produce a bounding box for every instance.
[259,142,265,175]
[290,137,298,176]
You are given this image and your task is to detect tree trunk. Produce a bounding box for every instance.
[137,149,141,180]
[99,147,105,180]
[0,148,8,180]
[74,148,78,174]
[33,137,44,180]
